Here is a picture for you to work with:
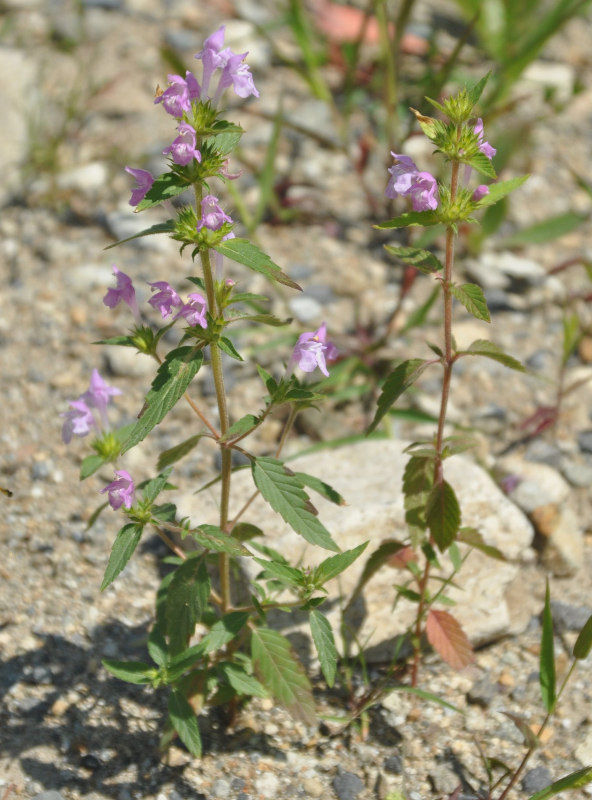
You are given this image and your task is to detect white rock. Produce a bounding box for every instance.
[288,295,323,323]
[57,162,108,192]
[0,48,37,203]
[499,457,571,512]
[466,251,546,290]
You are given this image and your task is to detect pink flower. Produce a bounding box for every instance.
[100,469,135,510]
[386,153,439,211]
[103,266,141,323]
[60,370,121,442]
[289,323,338,377]
[124,166,154,207]
[82,369,122,428]
[60,398,96,444]
[197,195,233,231]
[163,122,201,166]
[472,184,490,202]
[174,292,208,328]
[148,281,183,318]
[474,118,496,160]
[155,71,201,117]
[194,25,258,103]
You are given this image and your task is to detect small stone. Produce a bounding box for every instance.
[578,335,592,364]
[301,777,324,797]
[31,793,67,800]
[530,504,560,538]
[550,601,592,632]
[578,430,592,454]
[521,766,552,794]
[210,778,231,799]
[332,770,364,800]
[429,764,459,794]
[466,677,497,708]
[383,754,403,774]
[288,294,323,323]
[541,505,585,576]
[254,772,279,798]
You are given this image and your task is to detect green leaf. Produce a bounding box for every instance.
[102,659,157,684]
[457,527,505,561]
[228,313,288,327]
[309,609,337,687]
[475,175,529,208]
[104,220,176,250]
[451,283,491,322]
[460,339,525,372]
[219,414,260,443]
[500,210,588,247]
[253,557,304,588]
[191,524,250,556]
[375,210,441,229]
[218,336,243,361]
[203,120,243,156]
[467,72,490,106]
[292,472,347,506]
[466,150,497,179]
[426,480,461,552]
[389,685,463,714]
[140,469,173,504]
[200,611,250,654]
[213,238,301,290]
[136,172,191,211]
[219,662,268,697]
[101,523,144,591]
[147,627,168,668]
[168,688,202,757]
[384,245,444,274]
[251,626,316,725]
[232,522,264,542]
[369,359,430,433]
[313,542,368,585]
[526,766,592,800]
[122,346,204,453]
[252,457,339,552]
[540,580,556,713]
[562,312,581,366]
[157,434,207,471]
[349,539,407,603]
[80,454,105,480]
[573,613,592,660]
[92,335,137,348]
[166,555,210,655]
[166,643,206,681]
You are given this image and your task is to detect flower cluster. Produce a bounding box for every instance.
[60,369,121,444]
[385,153,439,211]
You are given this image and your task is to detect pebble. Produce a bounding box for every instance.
[466,677,497,708]
[254,772,280,797]
[210,778,231,799]
[521,765,552,793]
[332,770,364,800]
[550,601,592,632]
[383,754,403,774]
[428,764,459,794]
[578,430,592,454]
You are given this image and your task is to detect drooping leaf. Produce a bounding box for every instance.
[252,457,339,552]
[451,283,491,322]
[375,210,441,229]
[460,339,525,372]
[425,609,474,670]
[168,688,202,757]
[500,210,588,247]
[166,555,210,655]
[313,542,368,585]
[102,659,157,684]
[157,434,207,471]
[122,346,204,453]
[200,611,250,654]
[526,766,592,800]
[136,172,191,211]
[309,609,338,687]
[502,712,540,750]
[219,662,268,697]
[213,238,301,290]
[292,472,347,506]
[80,454,105,480]
[384,245,444,274]
[218,336,243,361]
[457,527,506,561]
[426,480,461,551]
[251,626,316,725]
[540,579,556,713]
[191,524,251,556]
[104,220,176,250]
[101,523,144,591]
[573,613,592,660]
[369,359,430,432]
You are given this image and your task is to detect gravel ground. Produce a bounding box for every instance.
[2,1,592,799]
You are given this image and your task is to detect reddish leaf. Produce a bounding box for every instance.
[425,609,474,670]
[387,545,416,570]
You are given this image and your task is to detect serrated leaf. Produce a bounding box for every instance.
[203,119,243,156]
[369,359,430,432]
[384,245,444,274]
[213,238,301,290]
[218,336,243,361]
[573,613,592,660]
[200,611,250,654]
[219,662,268,697]
[166,555,210,655]
[475,175,529,207]
[502,712,540,750]
[467,150,497,179]
[527,766,592,800]
[147,627,168,668]
[101,523,144,591]
[219,414,260,443]
[253,557,304,587]
[457,527,505,561]
[232,522,264,541]
[425,609,474,670]
[309,609,337,687]
[461,339,525,372]
[104,220,176,250]
[166,643,206,682]
[168,688,202,757]
[102,659,156,684]
[292,472,347,506]
[540,580,556,713]
[136,172,191,211]
[80,454,105,480]
[122,347,204,453]
[191,524,250,556]
[467,72,490,106]
[375,210,441,229]
[451,283,491,322]
[252,457,339,552]
[313,542,368,585]
[251,627,316,725]
[157,434,207,471]
[426,480,461,551]
[140,469,173,504]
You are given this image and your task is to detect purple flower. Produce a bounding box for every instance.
[163,122,201,166]
[472,184,490,202]
[125,166,154,207]
[194,25,231,98]
[474,118,496,160]
[194,25,258,103]
[103,266,141,323]
[82,369,122,428]
[289,323,338,378]
[60,398,96,444]
[100,469,135,510]
[214,52,259,103]
[197,194,233,231]
[174,292,208,328]
[155,71,201,117]
[148,281,183,318]
[386,153,439,211]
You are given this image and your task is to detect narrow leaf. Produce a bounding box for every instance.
[540,580,556,712]
[200,611,250,654]
[251,627,316,725]
[102,659,156,684]
[166,643,206,681]
[191,524,250,556]
[122,347,204,453]
[313,542,368,585]
[388,684,463,714]
[104,220,176,250]
[460,339,525,372]
[502,712,540,750]
[213,238,301,290]
[80,454,105,480]
[309,609,338,687]
[168,688,202,757]
[166,555,210,655]
[253,557,304,587]
[92,335,136,347]
[218,336,243,361]
[384,245,444,274]
[467,72,490,106]
[527,766,592,800]
[219,662,267,697]
[475,175,529,207]
[369,359,430,432]
[451,283,491,322]
[425,609,474,670]
[101,523,144,591]
[457,527,506,561]
[573,613,592,660]
[252,457,339,552]
[147,627,168,668]
[501,210,588,247]
[292,472,347,506]
[157,434,207,470]
[219,414,260,443]
[140,469,173,504]
[426,480,461,552]
[375,210,441,229]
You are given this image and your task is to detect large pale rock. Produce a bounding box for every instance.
[0,48,37,204]
[177,440,535,662]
